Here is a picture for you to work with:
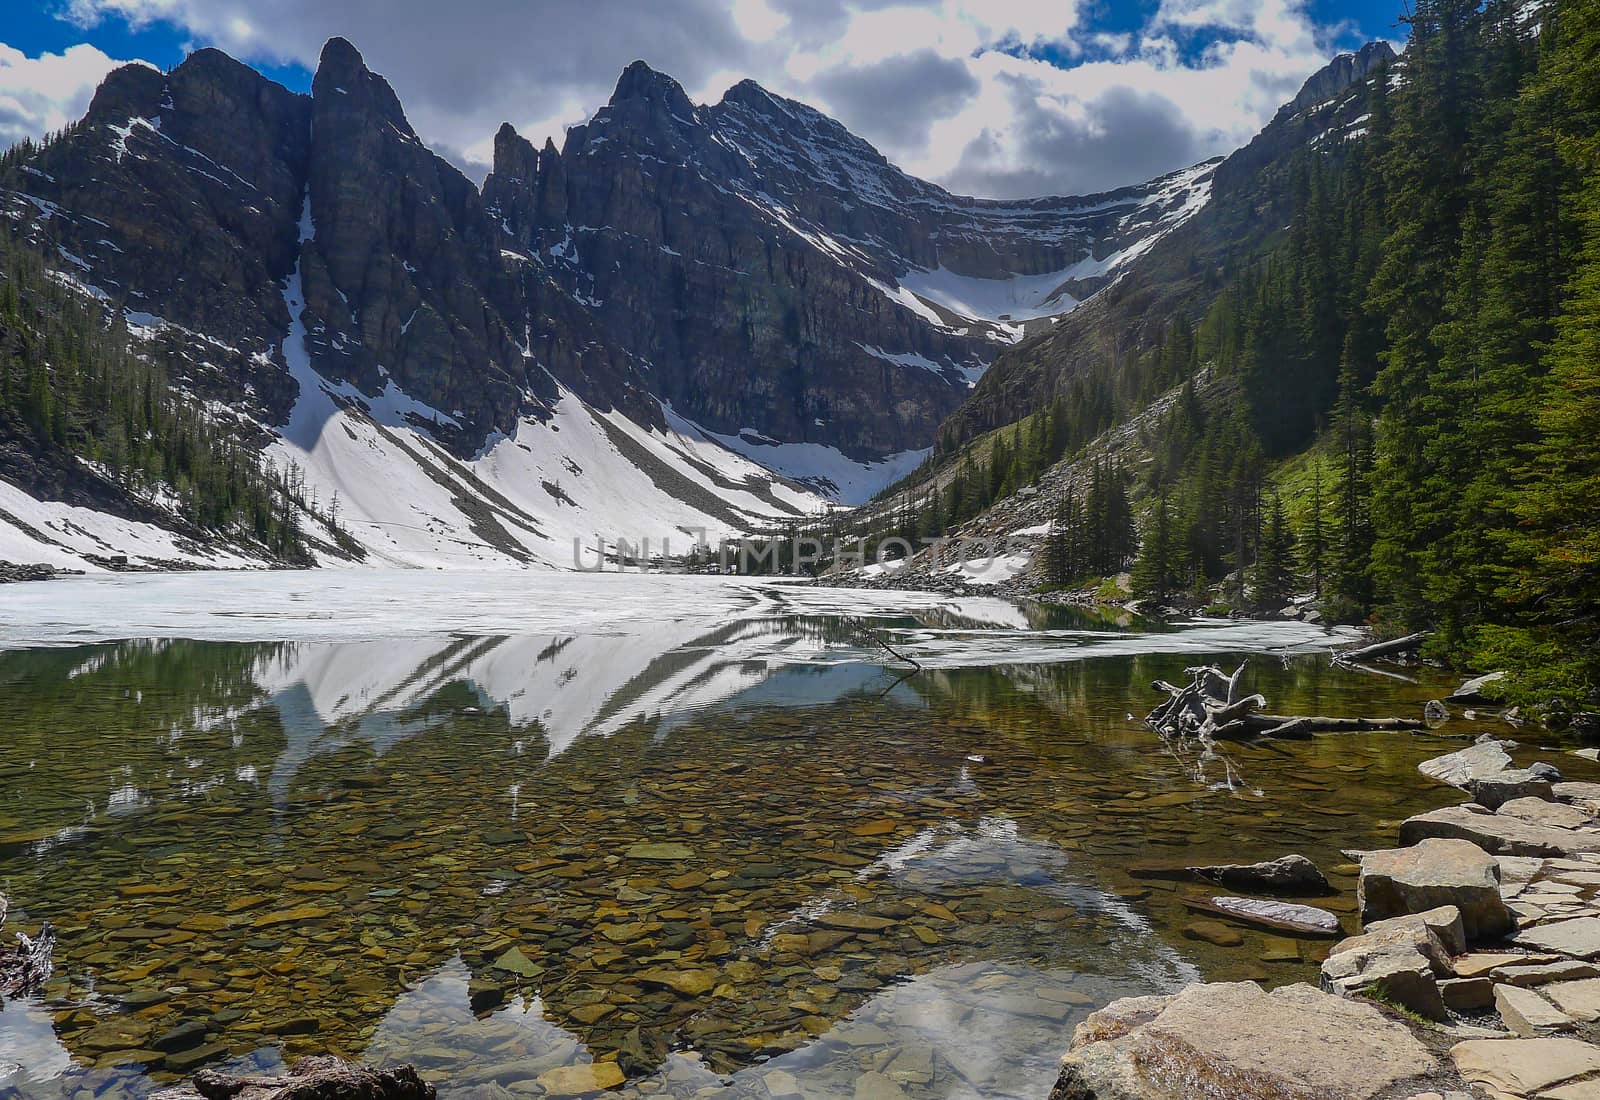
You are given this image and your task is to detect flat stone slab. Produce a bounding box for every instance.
[1451,1037,1600,1095]
[1547,978,1600,1022]
[1052,982,1435,1100]
[1500,796,1596,831]
[1516,917,1600,960]
[1495,959,1600,986]
[1495,982,1574,1035]
[1419,741,1513,788]
[1183,895,1342,936]
[1400,804,1600,859]
[1455,952,1556,978]
[1557,782,1600,806]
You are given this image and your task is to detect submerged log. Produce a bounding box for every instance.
[1258,716,1426,739]
[1181,895,1343,937]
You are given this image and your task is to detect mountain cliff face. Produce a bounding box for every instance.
[0,35,1368,572]
[483,63,1214,458]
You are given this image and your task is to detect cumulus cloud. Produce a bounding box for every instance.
[810,48,978,150]
[0,41,145,150]
[39,0,1365,198]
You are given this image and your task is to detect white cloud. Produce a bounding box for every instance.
[39,0,1365,198]
[0,41,148,150]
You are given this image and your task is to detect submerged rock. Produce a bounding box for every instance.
[156,1058,435,1100]
[1049,982,1436,1100]
[1186,854,1331,894]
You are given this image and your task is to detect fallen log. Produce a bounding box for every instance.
[1257,716,1427,739]
[1333,631,1428,666]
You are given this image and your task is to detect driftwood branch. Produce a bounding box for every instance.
[847,617,923,671]
[0,892,55,999]
[870,631,922,671]
[1145,660,1426,743]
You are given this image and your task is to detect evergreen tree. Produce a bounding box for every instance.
[1253,494,1298,611]
[1131,488,1186,606]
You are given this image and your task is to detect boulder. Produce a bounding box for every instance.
[1418,740,1513,789]
[1364,905,1467,956]
[1359,839,1514,941]
[1440,976,1495,1012]
[1321,916,1456,1021]
[1049,982,1436,1100]
[1186,854,1331,894]
[1469,769,1555,810]
[1399,804,1600,858]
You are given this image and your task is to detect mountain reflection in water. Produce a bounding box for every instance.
[0,588,1494,1100]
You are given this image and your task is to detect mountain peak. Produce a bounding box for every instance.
[317,36,367,79]
[1279,39,1396,120]
[609,60,694,116]
[492,121,537,180]
[312,36,411,133]
[84,61,165,123]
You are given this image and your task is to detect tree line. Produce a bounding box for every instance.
[0,241,347,563]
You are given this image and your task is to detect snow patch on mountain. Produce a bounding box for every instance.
[0,478,267,573]
[665,407,928,506]
[898,267,1079,335]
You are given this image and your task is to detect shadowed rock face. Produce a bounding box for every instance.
[481,63,1217,459]
[4,49,312,422]
[297,37,548,443]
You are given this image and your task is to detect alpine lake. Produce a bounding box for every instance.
[0,571,1549,1100]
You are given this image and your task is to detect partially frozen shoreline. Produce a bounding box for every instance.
[0,568,1357,658]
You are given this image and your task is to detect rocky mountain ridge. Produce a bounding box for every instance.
[0,36,1379,572]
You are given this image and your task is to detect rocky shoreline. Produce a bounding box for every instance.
[1048,720,1600,1098]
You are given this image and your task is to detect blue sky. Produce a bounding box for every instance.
[0,0,1409,196]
